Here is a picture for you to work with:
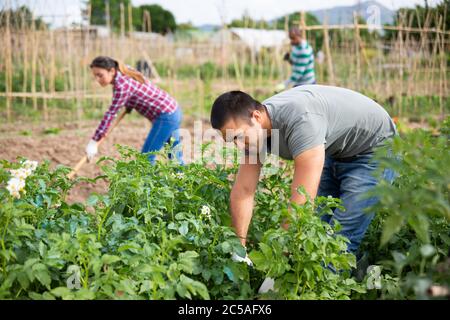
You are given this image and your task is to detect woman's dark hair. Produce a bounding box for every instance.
[210,91,264,130]
[90,56,146,84]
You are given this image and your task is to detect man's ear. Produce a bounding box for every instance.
[251,110,263,124]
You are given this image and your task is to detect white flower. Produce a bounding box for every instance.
[7,177,26,198]
[10,168,32,180]
[176,172,184,179]
[172,172,185,179]
[200,205,211,219]
[22,160,38,171]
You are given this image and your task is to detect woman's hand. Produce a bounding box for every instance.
[86,139,98,162]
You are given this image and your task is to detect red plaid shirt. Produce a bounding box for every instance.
[92,71,178,141]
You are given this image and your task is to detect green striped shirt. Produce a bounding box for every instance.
[289,40,315,86]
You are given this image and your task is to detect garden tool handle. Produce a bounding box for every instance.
[67,109,128,179]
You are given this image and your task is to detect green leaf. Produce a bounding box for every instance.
[381,214,404,246]
[101,254,121,265]
[223,266,235,282]
[17,272,30,290]
[86,195,99,207]
[408,214,430,244]
[178,251,199,274]
[178,222,189,236]
[248,251,267,270]
[51,287,74,300]
[221,241,232,254]
[32,263,51,288]
[75,288,96,300]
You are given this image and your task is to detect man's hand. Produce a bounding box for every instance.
[86,139,98,162]
[231,251,253,267]
[258,277,276,294]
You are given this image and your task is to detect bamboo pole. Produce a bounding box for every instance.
[106,0,112,54]
[64,25,76,123]
[323,16,335,85]
[232,53,244,91]
[405,12,415,101]
[441,5,448,119]
[31,13,38,111]
[21,9,28,107]
[300,11,306,39]
[49,29,56,94]
[4,1,13,121]
[196,69,204,116]
[353,12,361,91]
[144,10,151,33]
[39,60,48,121]
[438,22,444,119]
[120,3,125,38]
[83,3,92,98]
[430,16,442,104]
[128,3,133,35]
[120,2,125,59]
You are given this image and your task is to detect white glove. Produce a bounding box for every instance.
[258,277,275,294]
[231,251,253,267]
[86,139,98,162]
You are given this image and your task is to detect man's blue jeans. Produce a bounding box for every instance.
[317,153,395,253]
[141,107,183,165]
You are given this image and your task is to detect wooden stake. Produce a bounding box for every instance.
[31,13,38,111]
[128,3,133,35]
[353,12,361,91]
[300,11,306,39]
[39,60,48,121]
[323,16,335,85]
[4,0,13,121]
[21,9,28,107]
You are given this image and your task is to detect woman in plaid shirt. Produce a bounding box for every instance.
[86,56,183,164]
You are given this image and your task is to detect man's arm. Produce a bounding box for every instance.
[230,161,262,246]
[290,144,325,206]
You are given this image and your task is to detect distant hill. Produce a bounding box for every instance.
[310,0,395,25]
[197,24,220,32]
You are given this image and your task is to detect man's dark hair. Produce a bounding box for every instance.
[210,91,264,130]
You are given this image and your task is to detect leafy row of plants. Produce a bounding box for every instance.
[1,144,365,299]
[357,119,450,299]
[1,118,448,300]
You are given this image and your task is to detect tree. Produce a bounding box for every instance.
[383,1,449,42]
[228,10,270,29]
[132,4,176,34]
[89,0,131,30]
[0,6,47,30]
[274,12,321,30]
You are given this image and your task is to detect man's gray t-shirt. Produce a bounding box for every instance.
[263,85,397,160]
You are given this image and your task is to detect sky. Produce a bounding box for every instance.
[3,0,440,28]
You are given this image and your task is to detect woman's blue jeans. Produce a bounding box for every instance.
[141,107,183,165]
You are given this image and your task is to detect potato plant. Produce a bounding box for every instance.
[1,121,448,300]
[357,120,450,299]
